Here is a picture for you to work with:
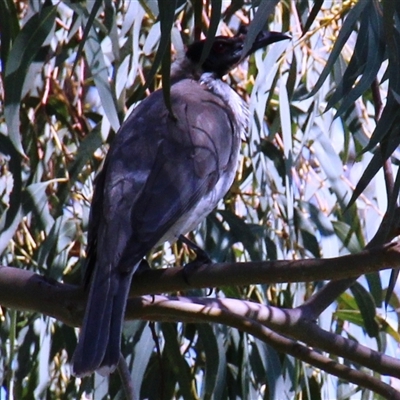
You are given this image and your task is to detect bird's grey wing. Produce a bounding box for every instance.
[82,159,107,287]
[116,79,237,270]
[72,95,162,375]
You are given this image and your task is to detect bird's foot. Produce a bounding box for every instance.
[136,258,151,272]
[179,235,212,289]
[179,235,211,264]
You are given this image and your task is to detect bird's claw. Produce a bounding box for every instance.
[179,235,212,286]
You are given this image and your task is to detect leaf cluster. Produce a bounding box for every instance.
[1,0,400,399]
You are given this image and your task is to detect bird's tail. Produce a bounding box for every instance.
[71,262,134,377]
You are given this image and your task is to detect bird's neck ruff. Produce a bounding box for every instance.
[170,54,202,82]
[199,72,249,135]
[170,53,249,135]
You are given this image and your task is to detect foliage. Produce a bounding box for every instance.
[1,0,400,399]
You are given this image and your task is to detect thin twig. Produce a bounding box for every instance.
[149,322,164,400]
[117,353,135,400]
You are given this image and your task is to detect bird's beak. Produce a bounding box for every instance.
[242,30,290,59]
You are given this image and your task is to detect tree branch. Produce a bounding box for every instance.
[2,247,400,397]
[300,208,400,318]
[125,296,400,399]
[126,296,400,378]
[1,241,400,326]
[130,241,400,296]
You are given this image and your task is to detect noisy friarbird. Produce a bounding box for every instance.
[72,28,289,377]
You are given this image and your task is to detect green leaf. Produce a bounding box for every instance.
[68,0,103,77]
[204,212,235,262]
[337,292,358,310]
[251,339,283,399]
[220,285,242,299]
[126,322,154,399]
[36,215,76,277]
[348,124,400,207]
[298,201,335,237]
[242,0,280,57]
[301,0,324,36]
[197,324,226,399]
[300,229,320,258]
[365,272,382,307]
[332,221,363,253]
[66,1,120,132]
[377,314,400,342]
[306,0,368,99]
[56,124,103,215]
[4,5,57,155]
[259,139,285,184]
[161,323,194,400]
[363,99,398,154]
[0,134,22,255]
[94,373,109,400]
[84,19,120,132]
[0,0,19,71]
[350,282,379,338]
[158,0,178,114]
[326,1,385,118]
[150,1,176,85]
[218,210,260,260]
[334,310,364,327]
[22,182,55,233]
[198,0,222,66]
[311,128,352,209]
[386,268,399,310]
[286,51,297,100]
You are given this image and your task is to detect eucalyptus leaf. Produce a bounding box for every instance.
[350,282,379,338]
[4,5,57,155]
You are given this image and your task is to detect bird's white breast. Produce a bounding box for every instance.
[158,74,249,244]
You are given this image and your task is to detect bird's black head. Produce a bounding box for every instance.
[186,28,289,78]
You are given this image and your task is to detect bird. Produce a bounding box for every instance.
[71,27,289,377]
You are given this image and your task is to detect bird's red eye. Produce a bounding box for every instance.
[213,42,226,53]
